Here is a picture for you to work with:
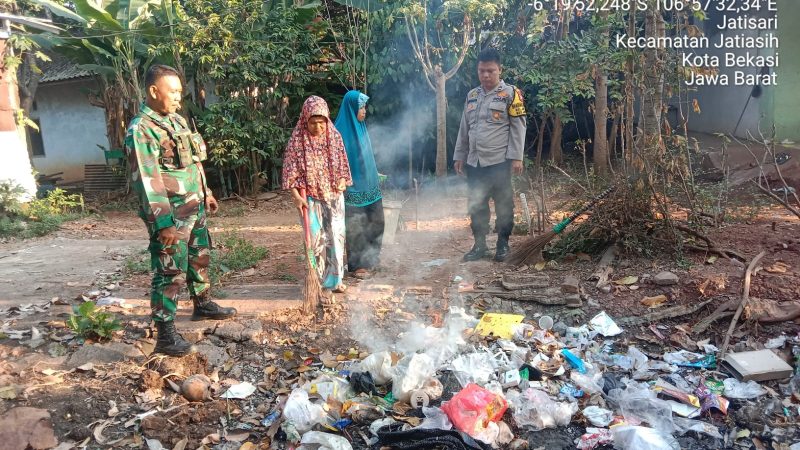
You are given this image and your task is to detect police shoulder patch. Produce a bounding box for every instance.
[508,86,526,117]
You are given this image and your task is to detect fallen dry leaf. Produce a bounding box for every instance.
[765,262,790,274]
[238,443,257,450]
[92,419,114,444]
[226,431,250,442]
[534,261,547,271]
[641,295,668,308]
[172,437,188,450]
[614,276,639,286]
[165,378,182,394]
[0,385,18,399]
[201,433,221,445]
[107,401,120,418]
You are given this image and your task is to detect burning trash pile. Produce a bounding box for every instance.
[270,307,800,450]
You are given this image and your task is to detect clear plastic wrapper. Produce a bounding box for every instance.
[506,388,578,431]
[722,378,766,399]
[299,431,354,450]
[609,381,674,433]
[611,425,680,450]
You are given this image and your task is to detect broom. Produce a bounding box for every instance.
[505,185,617,266]
[299,188,321,314]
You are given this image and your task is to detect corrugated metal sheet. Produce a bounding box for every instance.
[39,56,92,83]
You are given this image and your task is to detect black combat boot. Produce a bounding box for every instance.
[495,237,510,262]
[463,236,489,262]
[191,293,237,321]
[153,320,194,356]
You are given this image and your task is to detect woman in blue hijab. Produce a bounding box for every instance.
[334,90,384,278]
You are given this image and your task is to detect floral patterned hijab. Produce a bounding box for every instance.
[282,96,351,202]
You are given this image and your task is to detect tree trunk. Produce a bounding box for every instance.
[534,114,547,168]
[593,71,609,175]
[608,104,621,164]
[592,9,610,176]
[17,53,40,115]
[623,10,636,173]
[434,65,447,178]
[549,116,563,165]
[640,8,666,167]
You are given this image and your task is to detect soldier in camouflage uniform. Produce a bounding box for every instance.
[126,64,236,356]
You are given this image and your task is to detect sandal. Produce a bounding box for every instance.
[333,284,347,294]
[320,290,336,307]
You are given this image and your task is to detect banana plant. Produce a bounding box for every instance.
[32,0,171,150]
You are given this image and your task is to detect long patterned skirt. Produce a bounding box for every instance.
[304,194,346,289]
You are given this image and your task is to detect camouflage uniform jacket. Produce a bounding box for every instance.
[125,104,210,231]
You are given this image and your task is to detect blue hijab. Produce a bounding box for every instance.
[334,90,382,207]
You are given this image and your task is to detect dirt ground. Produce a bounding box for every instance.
[1,181,799,449]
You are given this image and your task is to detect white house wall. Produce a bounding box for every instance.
[32,79,107,183]
[675,10,775,140]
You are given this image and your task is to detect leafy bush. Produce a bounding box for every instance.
[0,187,85,239]
[0,182,27,217]
[27,188,84,219]
[67,301,123,341]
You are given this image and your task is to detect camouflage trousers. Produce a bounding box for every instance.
[145,206,211,322]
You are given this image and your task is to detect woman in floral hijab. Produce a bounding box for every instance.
[282,96,352,295]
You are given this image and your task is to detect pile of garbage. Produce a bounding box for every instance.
[272,307,800,450]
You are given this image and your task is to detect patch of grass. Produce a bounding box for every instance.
[273,262,297,282]
[124,250,151,274]
[0,213,84,239]
[218,205,247,218]
[210,232,269,285]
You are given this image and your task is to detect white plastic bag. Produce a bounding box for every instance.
[723,378,767,399]
[391,353,435,402]
[299,431,354,450]
[358,351,394,385]
[582,406,613,427]
[611,425,680,450]
[451,351,497,387]
[589,311,623,336]
[282,389,327,433]
[417,406,453,430]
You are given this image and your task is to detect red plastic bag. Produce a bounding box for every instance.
[441,383,508,437]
